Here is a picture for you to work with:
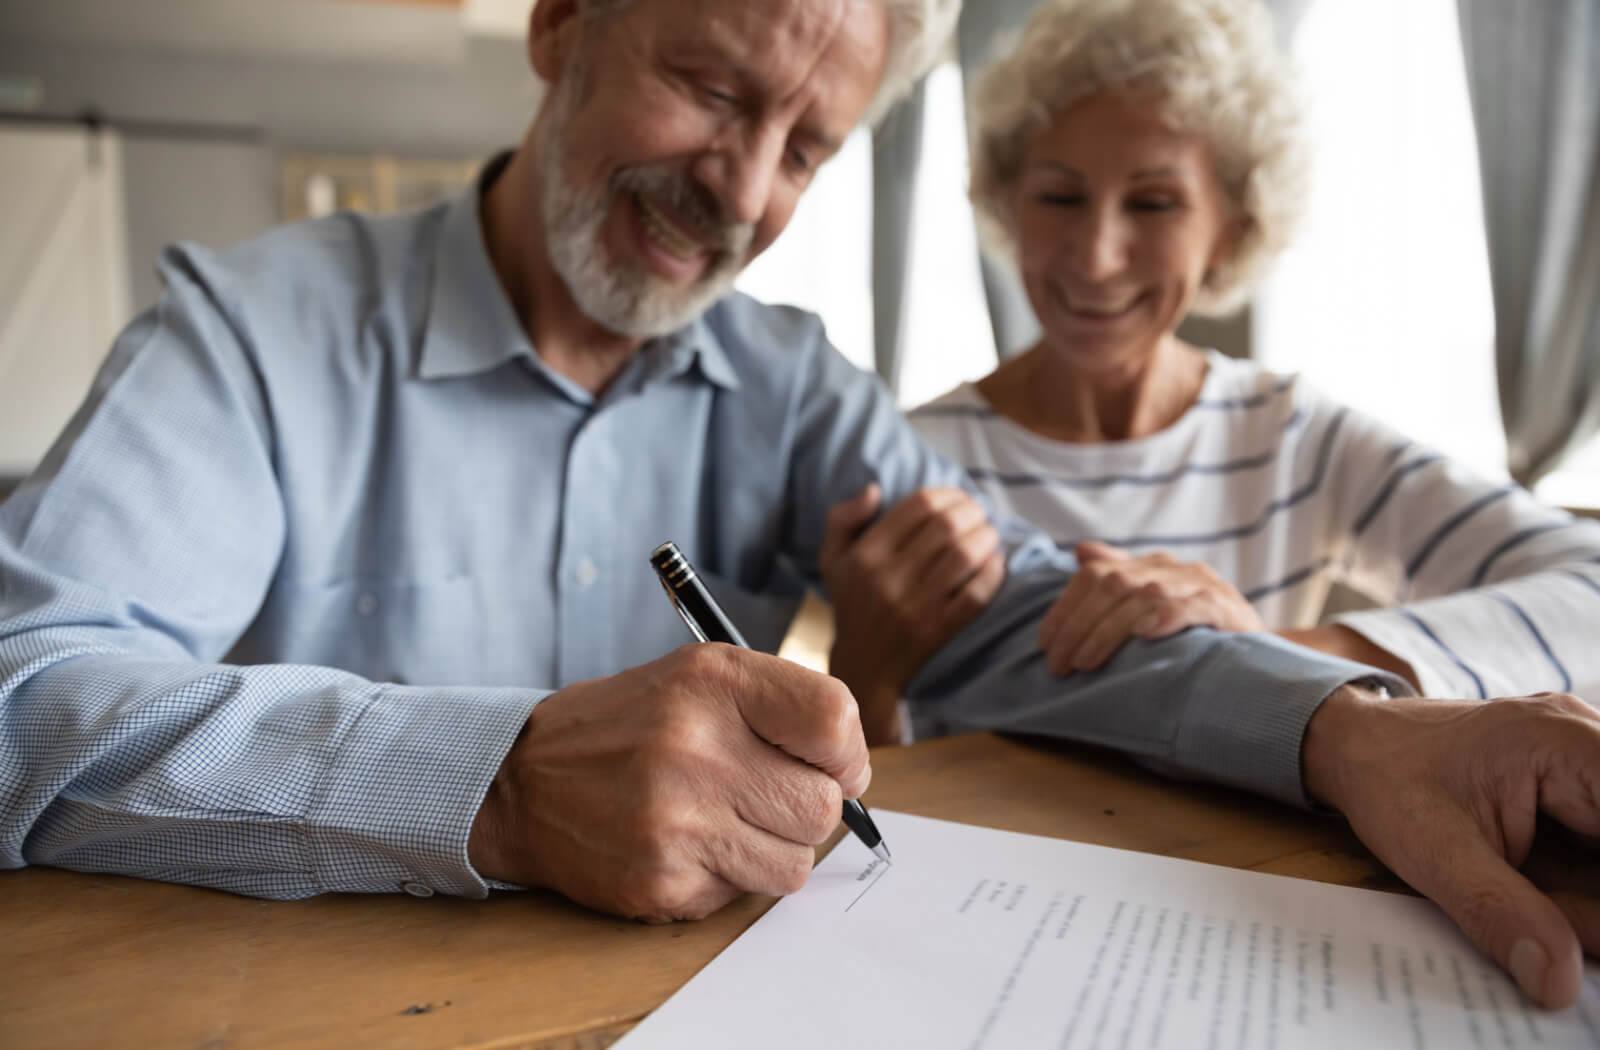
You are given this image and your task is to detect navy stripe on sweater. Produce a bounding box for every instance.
[1469,520,1574,586]
[1487,591,1571,692]
[1053,409,1347,550]
[1351,452,1442,538]
[965,411,1307,491]
[1400,609,1486,699]
[1242,557,1333,603]
[1405,485,1515,581]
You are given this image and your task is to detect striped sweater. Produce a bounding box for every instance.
[910,351,1600,701]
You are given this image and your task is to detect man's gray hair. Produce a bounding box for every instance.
[580,0,960,129]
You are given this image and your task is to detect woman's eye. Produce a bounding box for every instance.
[1039,193,1085,207]
[1130,198,1179,212]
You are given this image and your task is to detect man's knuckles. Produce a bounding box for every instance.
[1524,691,1593,721]
[639,703,726,769]
[797,777,845,843]
[620,866,730,922]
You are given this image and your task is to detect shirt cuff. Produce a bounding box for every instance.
[303,684,548,897]
[1172,633,1410,809]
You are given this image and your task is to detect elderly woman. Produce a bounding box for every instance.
[822,0,1600,744]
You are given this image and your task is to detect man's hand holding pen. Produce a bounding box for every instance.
[468,645,871,923]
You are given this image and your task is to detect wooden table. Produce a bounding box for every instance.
[0,733,1405,1049]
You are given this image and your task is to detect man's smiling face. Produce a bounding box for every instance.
[531,0,890,338]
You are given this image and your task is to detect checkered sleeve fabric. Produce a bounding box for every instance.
[0,253,545,898]
[5,641,543,898]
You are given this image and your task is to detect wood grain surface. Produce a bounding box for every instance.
[0,733,1403,1049]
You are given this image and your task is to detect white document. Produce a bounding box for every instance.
[617,810,1600,1049]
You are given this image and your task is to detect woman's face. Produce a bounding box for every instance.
[1013,94,1237,372]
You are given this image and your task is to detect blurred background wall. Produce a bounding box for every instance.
[1,0,1595,511]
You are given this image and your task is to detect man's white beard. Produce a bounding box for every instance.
[537,71,753,339]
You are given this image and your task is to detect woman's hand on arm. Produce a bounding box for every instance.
[1039,542,1265,675]
[820,484,1006,744]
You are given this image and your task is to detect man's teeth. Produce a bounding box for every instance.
[637,195,704,261]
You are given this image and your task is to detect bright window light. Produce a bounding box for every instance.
[735,127,875,373]
[1256,0,1506,481]
[734,62,998,408]
[894,61,997,408]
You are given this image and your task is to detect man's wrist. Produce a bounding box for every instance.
[468,714,536,886]
[1301,680,1391,812]
[828,656,905,746]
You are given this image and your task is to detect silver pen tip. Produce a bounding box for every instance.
[872,843,892,865]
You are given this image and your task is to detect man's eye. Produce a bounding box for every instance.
[1130,198,1179,212]
[699,83,738,106]
[788,147,813,174]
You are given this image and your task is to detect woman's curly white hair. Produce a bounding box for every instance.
[968,0,1310,316]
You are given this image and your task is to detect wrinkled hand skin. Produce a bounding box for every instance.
[1038,541,1265,675]
[820,484,1006,745]
[468,645,870,922]
[1304,686,1600,1010]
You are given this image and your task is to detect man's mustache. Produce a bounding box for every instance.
[613,166,754,259]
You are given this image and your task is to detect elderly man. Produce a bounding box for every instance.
[0,0,1595,1011]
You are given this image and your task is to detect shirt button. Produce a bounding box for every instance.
[575,557,599,588]
[401,880,434,898]
[356,593,378,617]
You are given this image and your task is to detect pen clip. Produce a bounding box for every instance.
[657,575,709,643]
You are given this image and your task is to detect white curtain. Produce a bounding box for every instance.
[1456,0,1600,486]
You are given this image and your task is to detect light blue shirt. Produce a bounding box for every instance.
[0,178,1390,900]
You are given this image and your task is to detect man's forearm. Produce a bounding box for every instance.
[2,643,543,898]
[906,567,1410,807]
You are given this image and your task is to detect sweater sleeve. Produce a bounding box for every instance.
[1317,398,1600,699]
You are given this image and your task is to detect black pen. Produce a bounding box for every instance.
[650,540,892,865]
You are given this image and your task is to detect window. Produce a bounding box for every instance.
[893,62,998,408]
[735,127,876,373]
[735,62,997,408]
[1255,0,1507,483]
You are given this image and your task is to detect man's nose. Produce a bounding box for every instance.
[695,124,784,228]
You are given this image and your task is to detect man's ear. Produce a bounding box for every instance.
[529,0,584,82]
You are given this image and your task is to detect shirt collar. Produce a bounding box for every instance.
[416,161,535,382]
[647,315,742,392]
[416,159,740,393]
